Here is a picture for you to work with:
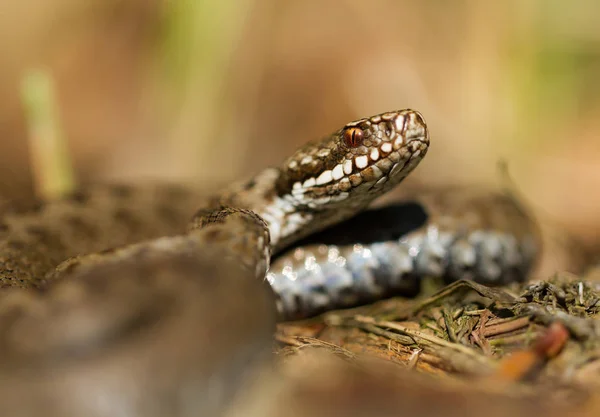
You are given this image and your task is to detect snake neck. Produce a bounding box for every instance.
[217,168,303,253]
[219,168,370,255]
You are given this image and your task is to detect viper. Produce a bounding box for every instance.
[0,109,539,415]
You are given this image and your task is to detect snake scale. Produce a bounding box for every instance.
[0,109,540,416]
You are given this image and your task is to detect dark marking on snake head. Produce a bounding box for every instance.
[343,127,364,148]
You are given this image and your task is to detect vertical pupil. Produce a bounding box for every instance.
[345,128,363,148]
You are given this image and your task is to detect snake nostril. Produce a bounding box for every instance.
[400,110,429,142]
[410,111,427,130]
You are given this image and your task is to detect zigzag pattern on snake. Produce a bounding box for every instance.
[0,108,543,416]
[0,109,539,319]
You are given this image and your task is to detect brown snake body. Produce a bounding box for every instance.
[0,109,541,415]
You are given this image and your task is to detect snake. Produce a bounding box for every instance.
[0,109,540,415]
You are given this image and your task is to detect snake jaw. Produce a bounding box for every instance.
[279,109,429,211]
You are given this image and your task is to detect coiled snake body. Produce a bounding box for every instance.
[0,109,539,416]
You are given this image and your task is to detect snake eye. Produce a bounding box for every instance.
[343,127,364,148]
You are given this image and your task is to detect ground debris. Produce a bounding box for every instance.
[275,274,600,416]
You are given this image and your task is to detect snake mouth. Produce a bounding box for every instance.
[364,138,429,193]
[280,109,430,208]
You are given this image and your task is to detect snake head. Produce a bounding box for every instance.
[278,109,430,211]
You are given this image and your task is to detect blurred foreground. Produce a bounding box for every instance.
[0,1,599,416]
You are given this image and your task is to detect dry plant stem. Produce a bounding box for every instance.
[442,307,458,343]
[21,69,75,199]
[471,310,493,355]
[275,335,357,359]
[412,280,516,315]
[349,315,496,374]
[483,316,531,337]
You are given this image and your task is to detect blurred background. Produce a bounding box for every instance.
[0,0,598,270]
